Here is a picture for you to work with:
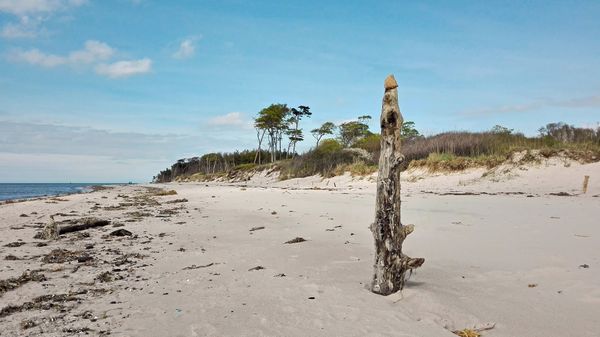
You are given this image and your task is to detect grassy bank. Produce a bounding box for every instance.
[155,123,600,182]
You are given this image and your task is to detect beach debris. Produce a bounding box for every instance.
[548,192,573,196]
[308,296,315,300]
[59,218,110,235]
[574,234,590,238]
[19,213,29,217]
[528,283,538,288]
[284,237,307,244]
[248,266,265,271]
[370,75,423,295]
[273,273,286,277]
[113,253,144,266]
[42,249,83,263]
[150,188,177,196]
[249,226,265,232]
[0,271,47,296]
[166,198,188,203]
[453,329,480,337]
[0,292,82,318]
[35,217,110,240]
[33,215,58,240]
[20,319,38,330]
[183,263,216,270]
[452,323,495,337]
[110,229,132,237]
[77,254,93,263]
[4,241,26,247]
[96,271,114,283]
[271,211,277,215]
[579,264,590,269]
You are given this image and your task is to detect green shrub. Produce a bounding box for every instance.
[317,139,343,153]
[280,141,372,179]
[233,163,257,171]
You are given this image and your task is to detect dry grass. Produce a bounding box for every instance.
[333,162,378,176]
[408,153,507,172]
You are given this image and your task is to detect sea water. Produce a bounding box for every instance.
[0,183,115,201]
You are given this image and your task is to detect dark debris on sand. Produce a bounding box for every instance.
[0,270,47,296]
[109,229,132,237]
[41,249,81,264]
[4,241,26,247]
[183,262,216,270]
[0,292,82,318]
[284,237,307,244]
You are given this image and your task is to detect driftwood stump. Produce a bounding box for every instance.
[35,217,110,240]
[370,75,424,295]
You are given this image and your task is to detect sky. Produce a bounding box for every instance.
[1,0,599,182]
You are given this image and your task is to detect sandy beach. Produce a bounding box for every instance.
[1,159,599,337]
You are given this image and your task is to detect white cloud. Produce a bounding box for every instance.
[172,37,200,59]
[9,40,115,67]
[11,48,66,67]
[9,41,150,79]
[0,0,87,38]
[0,0,86,15]
[69,40,115,64]
[463,93,600,116]
[0,120,186,159]
[95,58,152,78]
[209,112,245,126]
[0,15,43,38]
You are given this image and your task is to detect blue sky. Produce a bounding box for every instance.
[1,0,599,182]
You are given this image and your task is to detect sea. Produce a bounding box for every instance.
[0,183,119,202]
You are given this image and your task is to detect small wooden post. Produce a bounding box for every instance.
[583,175,590,194]
[370,75,424,295]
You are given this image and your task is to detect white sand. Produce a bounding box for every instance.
[1,159,599,336]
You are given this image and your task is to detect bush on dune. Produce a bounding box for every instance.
[280,139,376,179]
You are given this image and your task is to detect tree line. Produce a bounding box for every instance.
[251,103,422,164]
[153,103,599,182]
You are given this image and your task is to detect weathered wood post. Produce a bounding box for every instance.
[370,74,424,295]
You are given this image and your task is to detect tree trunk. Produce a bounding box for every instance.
[292,118,299,157]
[370,75,424,295]
[254,129,265,164]
[35,217,110,240]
